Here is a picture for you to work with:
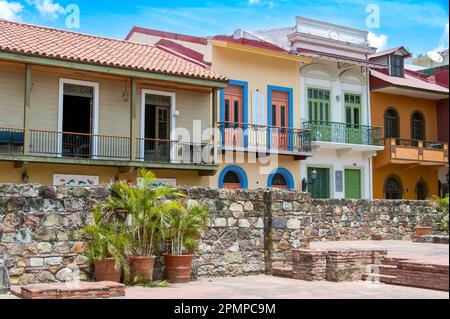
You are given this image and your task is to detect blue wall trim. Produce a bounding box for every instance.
[267,167,295,190]
[218,165,249,189]
[219,80,249,148]
[267,85,294,151]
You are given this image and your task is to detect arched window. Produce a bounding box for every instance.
[384,175,403,199]
[218,165,248,189]
[411,112,425,141]
[415,178,429,200]
[271,174,288,189]
[268,168,295,189]
[384,108,399,138]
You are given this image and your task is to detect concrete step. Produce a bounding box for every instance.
[361,273,397,285]
[368,264,398,277]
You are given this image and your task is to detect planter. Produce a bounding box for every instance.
[94,258,121,283]
[164,254,193,283]
[129,256,156,282]
[415,227,432,237]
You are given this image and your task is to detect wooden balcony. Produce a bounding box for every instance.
[375,138,449,168]
[0,127,216,172]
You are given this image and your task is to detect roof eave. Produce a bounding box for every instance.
[0,50,228,88]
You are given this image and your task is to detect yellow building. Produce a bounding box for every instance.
[369,47,449,199]
[0,20,227,186]
[126,28,314,190]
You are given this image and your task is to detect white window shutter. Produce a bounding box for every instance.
[251,91,266,125]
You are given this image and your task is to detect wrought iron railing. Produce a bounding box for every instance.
[217,122,312,154]
[302,121,383,146]
[0,127,25,154]
[136,138,214,164]
[395,138,445,149]
[29,130,131,159]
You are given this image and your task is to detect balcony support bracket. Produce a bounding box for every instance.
[336,148,352,158]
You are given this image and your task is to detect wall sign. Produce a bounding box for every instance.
[53,174,99,186]
[335,171,343,193]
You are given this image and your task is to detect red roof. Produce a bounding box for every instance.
[125,27,208,45]
[369,47,411,59]
[370,69,449,94]
[0,20,226,82]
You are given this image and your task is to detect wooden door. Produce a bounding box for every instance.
[271,91,289,150]
[224,85,244,148]
[345,169,361,199]
[345,94,362,144]
[308,88,331,142]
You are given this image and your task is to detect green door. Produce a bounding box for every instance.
[345,169,361,199]
[345,93,362,144]
[308,167,330,199]
[308,88,331,142]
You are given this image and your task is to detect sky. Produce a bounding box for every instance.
[1,0,449,56]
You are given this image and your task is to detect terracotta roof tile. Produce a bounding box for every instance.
[0,20,226,82]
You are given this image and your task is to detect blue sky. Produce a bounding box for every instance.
[1,0,448,56]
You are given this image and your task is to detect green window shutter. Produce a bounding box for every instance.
[345,169,361,199]
[308,167,330,199]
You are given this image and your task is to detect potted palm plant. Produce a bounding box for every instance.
[106,169,181,283]
[164,202,209,283]
[83,206,131,283]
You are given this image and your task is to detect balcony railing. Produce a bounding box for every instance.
[29,130,131,159]
[0,127,24,154]
[136,138,214,164]
[389,138,448,163]
[302,121,383,146]
[217,122,312,154]
[0,127,214,165]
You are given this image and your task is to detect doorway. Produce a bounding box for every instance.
[345,93,362,144]
[308,167,330,199]
[60,82,95,158]
[270,90,289,150]
[142,92,172,162]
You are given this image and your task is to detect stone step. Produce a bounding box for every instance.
[361,273,397,285]
[272,267,293,279]
[12,281,125,299]
[368,264,398,277]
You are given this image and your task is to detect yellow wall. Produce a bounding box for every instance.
[208,153,302,189]
[371,91,440,199]
[211,45,301,129]
[0,161,209,186]
[0,61,24,128]
[373,164,438,200]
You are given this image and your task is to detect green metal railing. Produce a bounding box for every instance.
[302,121,383,146]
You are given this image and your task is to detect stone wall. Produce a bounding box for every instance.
[0,184,445,285]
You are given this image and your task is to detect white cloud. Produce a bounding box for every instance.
[368,32,388,52]
[0,0,23,21]
[434,22,449,52]
[27,0,65,20]
[248,0,260,4]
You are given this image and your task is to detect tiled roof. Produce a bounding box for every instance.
[369,47,411,59]
[370,69,449,94]
[0,20,226,82]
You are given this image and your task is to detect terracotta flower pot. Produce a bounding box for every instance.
[164,254,193,283]
[94,258,121,283]
[415,227,432,237]
[128,256,156,282]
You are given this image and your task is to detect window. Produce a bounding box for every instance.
[390,55,404,77]
[384,175,403,199]
[308,88,331,123]
[411,112,425,141]
[384,108,399,138]
[219,166,248,189]
[268,168,294,190]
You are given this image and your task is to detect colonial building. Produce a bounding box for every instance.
[369,47,449,199]
[0,20,228,186]
[254,17,385,199]
[126,25,314,190]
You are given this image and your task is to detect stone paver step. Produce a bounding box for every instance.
[361,273,397,285]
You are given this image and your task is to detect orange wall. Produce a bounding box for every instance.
[373,164,438,200]
[371,92,440,199]
[371,92,437,141]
